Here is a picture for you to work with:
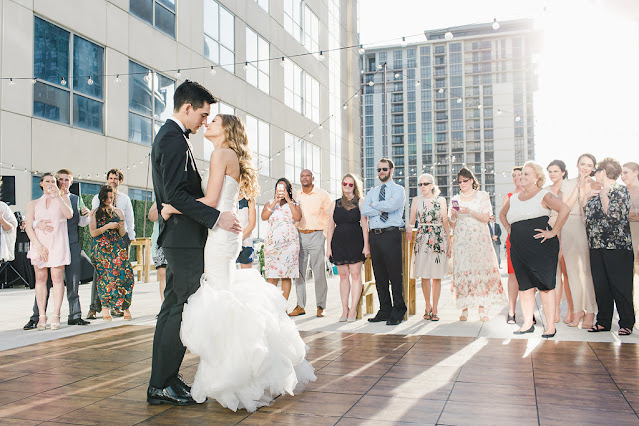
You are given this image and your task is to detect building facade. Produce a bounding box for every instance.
[360,19,538,213]
[0,0,361,239]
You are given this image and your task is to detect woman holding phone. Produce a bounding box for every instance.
[89,185,134,321]
[262,178,302,301]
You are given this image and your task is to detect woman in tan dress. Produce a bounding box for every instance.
[620,161,639,315]
[561,153,598,328]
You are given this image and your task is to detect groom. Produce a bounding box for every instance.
[148,80,241,405]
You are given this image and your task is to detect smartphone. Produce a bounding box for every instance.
[451,200,460,211]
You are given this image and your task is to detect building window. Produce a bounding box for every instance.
[253,0,268,11]
[246,115,270,177]
[283,0,303,42]
[246,27,270,93]
[283,60,319,122]
[204,0,235,74]
[284,0,319,55]
[128,61,175,145]
[285,133,320,184]
[303,5,319,55]
[129,188,153,202]
[130,0,176,38]
[33,17,104,133]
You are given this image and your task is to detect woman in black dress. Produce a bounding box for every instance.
[326,174,369,322]
[500,161,570,338]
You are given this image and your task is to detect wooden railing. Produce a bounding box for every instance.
[130,237,153,283]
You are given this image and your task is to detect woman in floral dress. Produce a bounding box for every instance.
[261,178,302,301]
[89,185,134,321]
[449,168,504,321]
[406,174,450,321]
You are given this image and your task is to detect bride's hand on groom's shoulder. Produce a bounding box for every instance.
[218,211,242,234]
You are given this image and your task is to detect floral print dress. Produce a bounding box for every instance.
[264,202,300,279]
[449,191,505,308]
[411,196,449,279]
[89,210,134,309]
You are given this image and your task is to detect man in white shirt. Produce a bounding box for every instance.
[86,168,136,318]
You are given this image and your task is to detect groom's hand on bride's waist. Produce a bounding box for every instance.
[218,211,242,233]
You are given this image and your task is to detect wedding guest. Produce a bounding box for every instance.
[450,167,504,321]
[546,160,574,324]
[502,166,523,324]
[262,178,302,301]
[326,173,369,322]
[290,170,332,318]
[25,173,73,330]
[583,158,635,335]
[236,198,256,269]
[488,215,501,268]
[88,168,135,319]
[406,173,450,321]
[620,161,639,314]
[149,202,166,304]
[502,162,570,338]
[362,158,407,325]
[561,153,598,328]
[89,185,134,321]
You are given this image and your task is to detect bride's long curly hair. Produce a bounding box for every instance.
[219,114,260,200]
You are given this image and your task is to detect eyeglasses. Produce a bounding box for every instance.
[417,182,432,187]
[342,182,354,187]
[458,178,471,185]
[377,167,389,172]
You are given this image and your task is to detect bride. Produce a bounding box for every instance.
[161,114,316,412]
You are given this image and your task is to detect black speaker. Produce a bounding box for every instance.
[1,175,16,205]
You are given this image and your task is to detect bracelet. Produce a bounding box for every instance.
[265,205,273,212]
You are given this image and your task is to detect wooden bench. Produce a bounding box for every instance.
[130,237,153,283]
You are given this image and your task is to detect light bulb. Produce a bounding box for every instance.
[114,74,121,83]
[210,66,217,75]
[143,71,151,82]
[175,69,182,78]
[87,76,94,86]
[308,133,314,139]
[416,80,420,86]
[477,104,483,109]
[8,78,15,85]
[354,92,359,98]
[318,51,325,61]
[319,124,324,130]
[445,31,453,40]
[32,78,37,84]
[368,81,374,86]
[457,97,462,103]
[492,18,500,30]
[243,62,249,70]
[394,73,400,79]
[401,37,407,47]
[515,115,521,122]
[343,104,348,110]
[61,77,67,86]
[497,109,503,116]
[280,57,286,67]
[377,64,383,69]
[358,45,365,54]
[438,88,444,93]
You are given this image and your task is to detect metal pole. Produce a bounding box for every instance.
[382,62,387,158]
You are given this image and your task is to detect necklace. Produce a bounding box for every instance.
[460,189,476,198]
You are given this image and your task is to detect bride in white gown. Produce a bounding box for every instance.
[161,114,315,412]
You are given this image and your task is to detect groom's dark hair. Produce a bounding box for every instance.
[173,80,217,112]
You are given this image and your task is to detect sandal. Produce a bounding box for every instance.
[459,308,468,321]
[123,309,132,321]
[37,315,47,331]
[619,327,633,336]
[424,310,432,320]
[507,314,516,325]
[588,324,609,333]
[431,313,439,321]
[101,309,113,322]
[478,308,489,322]
[51,314,61,330]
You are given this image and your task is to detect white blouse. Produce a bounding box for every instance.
[506,189,551,225]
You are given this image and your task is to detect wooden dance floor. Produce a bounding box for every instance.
[0,325,638,425]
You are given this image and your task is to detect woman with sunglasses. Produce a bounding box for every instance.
[406,174,450,321]
[449,168,504,321]
[326,174,369,321]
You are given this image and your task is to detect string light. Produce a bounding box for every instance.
[457,97,462,103]
[318,51,325,61]
[87,76,94,86]
[60,76,67,86]
[492,18,500,30]
[32,78,37,84]
[358,45,365,54]
[438,88,444,94]
[343,104,348,110]
[401,37,407,47]
[175,69,182,78]
[280,57,286,67]
[515,115,521,122]
[210,66,217,75]
[243,62,249,70]
[416,80,420,86]
[368,81,374,86]
[497,109,503,116]
[114,74,121,83]
[8,78,14,85]
[444,31,453,40]
[143,71,152,82]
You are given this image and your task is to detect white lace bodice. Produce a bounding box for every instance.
[506,189,551,224]
[201,172,240,215]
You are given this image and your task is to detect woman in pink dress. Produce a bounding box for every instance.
[25,173,73,330]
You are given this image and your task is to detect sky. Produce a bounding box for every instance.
[358,0,639,177]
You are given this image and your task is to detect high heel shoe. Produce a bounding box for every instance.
[513,325,535,335]
[542,330,557,339]
[568,311,584,327]
[123,310,132,321]
[478,308,489,322]
[459,308,468,321]
[51,314,61,330]
[101,309,113,322]
[37,315,47,331]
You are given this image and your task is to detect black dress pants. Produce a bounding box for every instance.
[149,247,204,389]
[369,228,406,321]
[590,248,635,330]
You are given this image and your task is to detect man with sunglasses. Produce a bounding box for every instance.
[361,159,407,325]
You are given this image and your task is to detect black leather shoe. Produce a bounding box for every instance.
[386,318,402,326]
[111,308,124,317]
[172,374,191,394]
[23,320,38,330]
[147,384,197,406]
[368,315,389,323]
[68,318,90,326]
[542,330,556,339]
[513,325,535,335]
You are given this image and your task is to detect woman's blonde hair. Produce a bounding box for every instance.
[418,173,440,197]
[341,173,363,210]
[219,114,260,199]
[523,161,546,188]
[623,162,639,174]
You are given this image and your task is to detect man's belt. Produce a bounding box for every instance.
[370,226,400,235]
[299,229,322,234]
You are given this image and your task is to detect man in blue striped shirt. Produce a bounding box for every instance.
[361,158,407,325]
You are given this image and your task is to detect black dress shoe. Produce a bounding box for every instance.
[513,325,535,335]
[542,330,556,339]
[172,374,191,394]
[68,318,91,326]
[111,308,124,317]
[23,320,38,330]
[147,384,197,406]
[386,318,402,326]
[368,316,389,323]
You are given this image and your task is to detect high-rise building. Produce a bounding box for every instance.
[0,0,360,239]
[360,19,538,212]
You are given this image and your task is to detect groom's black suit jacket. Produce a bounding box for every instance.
[151,119,219,247]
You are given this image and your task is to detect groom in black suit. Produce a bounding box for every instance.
[147,80,241,406]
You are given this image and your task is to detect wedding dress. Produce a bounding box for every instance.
[180,174,316,412]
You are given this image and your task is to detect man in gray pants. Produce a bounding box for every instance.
[289,170,332,318]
